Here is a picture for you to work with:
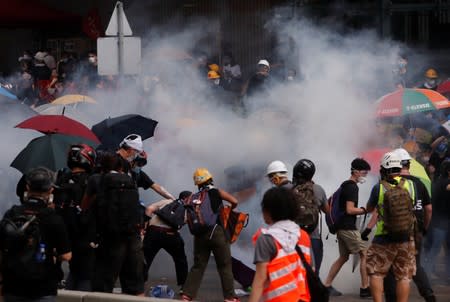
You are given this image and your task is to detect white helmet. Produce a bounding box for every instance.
[257,59,270,69]
[266,160,288,176]
[393,148,412,161]
[380,151,402,169]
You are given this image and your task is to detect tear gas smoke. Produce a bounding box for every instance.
[0,5,424,295]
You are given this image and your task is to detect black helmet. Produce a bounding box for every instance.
[67,144,96,171]
[293,159,316,181]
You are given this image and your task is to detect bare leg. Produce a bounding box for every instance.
[369,275,384,302]
[359,250,369,288]
[396,279,411,302]
[324,255,349,287]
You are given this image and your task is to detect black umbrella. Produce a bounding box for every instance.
[11,134,99,173]
[91,114,158,150]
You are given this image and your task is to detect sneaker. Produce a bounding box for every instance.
[181,294,192,301]
[178,286,184,295]
[224,298,240,302]
[326,286,343,296]
[360,287,371,298]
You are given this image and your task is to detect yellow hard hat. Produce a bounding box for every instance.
[193,168,213,185]
[207,70,220,79]
[208,63,220,72]
[425,68,438,78]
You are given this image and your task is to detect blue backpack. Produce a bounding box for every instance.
[325,185,345,234]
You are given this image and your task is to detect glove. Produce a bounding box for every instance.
[361,228,371,241]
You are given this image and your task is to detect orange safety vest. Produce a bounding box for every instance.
[253,228,311,302]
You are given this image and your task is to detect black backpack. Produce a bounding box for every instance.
[96,173,141,236]
[54,169,90,208]
[53,169,91,239]
[0,205,52,282]
[154,199,187,230]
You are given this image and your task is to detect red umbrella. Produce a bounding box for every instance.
[437,80,450,96]
[15,115,100,143]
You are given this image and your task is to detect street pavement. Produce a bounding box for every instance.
[145,255,450,301]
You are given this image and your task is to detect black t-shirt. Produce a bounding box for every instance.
[338,180,359,231]
[403,175,431,231]
[0,200,71,298]
[431,177,450,228]
[132,170,155,190]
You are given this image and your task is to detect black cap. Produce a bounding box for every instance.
[351,158,371,171]
[178,191,192,200]
[25,167,55,192]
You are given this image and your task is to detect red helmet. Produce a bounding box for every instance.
[67,144,96,171]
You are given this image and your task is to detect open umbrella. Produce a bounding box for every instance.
[0,86,18,100]
[375,88,450,118]
[11,134,99,173]
[437,80,450,96]
[15,115,100,143]
[92,114,158,150]
[409,159,431,196]
[52,94,96,105]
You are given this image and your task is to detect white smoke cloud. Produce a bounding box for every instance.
[0,4,418,295]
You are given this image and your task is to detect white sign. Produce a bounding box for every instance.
[97,37,141,75]
[105,2,132,36]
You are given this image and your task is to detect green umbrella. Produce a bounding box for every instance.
[11,134,99,173]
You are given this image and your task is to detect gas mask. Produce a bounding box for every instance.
[357,176,367,184]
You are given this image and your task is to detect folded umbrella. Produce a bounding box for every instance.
[92,114,158,150]
[11,134,99,173]
[15,114,100,143]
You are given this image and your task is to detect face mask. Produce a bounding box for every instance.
[287,76,294,81]
[426,79,436,87]
[88,57,97,64]
[47,87,55,94]
[398,61,407,69]
[132,166,141,174]
[213,79,220,85]
[60,58,68,63]
[357,176,367,184]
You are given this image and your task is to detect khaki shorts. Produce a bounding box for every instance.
[366,241,416,281]
[336,230,368,257]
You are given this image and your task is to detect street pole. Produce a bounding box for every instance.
[117,1,124,76]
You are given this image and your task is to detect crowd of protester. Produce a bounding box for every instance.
[0,47,449,302]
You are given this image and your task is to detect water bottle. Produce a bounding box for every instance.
[151,277,175,299]
[35,243,46,263]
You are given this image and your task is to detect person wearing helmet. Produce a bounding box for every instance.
[292,159,329,275]
[53,144,97,291]
[379,148,435,302]
[0,167,72,300]
[245,59,271,99]
[266,160,291,188]
[181,168,239,302]
[420,68,439,90]
[323,158,371,298]
[116,134,174,200]
[364,152,418,302]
